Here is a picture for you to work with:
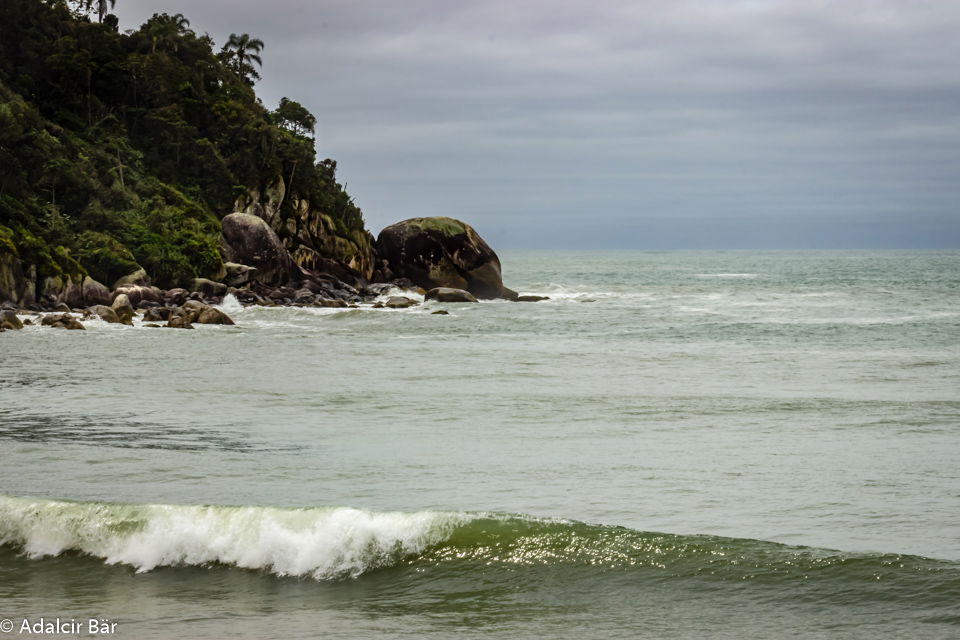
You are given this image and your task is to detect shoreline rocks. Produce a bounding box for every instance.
[1,212,552,331]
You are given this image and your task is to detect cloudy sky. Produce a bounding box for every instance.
[119,1,960,249]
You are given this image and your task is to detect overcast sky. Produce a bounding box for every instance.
[119,1,960,249]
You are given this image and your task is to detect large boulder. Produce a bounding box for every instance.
[219,213,301,287]
[81,277,112,306]
[376,217,509,299]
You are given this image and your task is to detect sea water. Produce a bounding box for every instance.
[1,251,958,638]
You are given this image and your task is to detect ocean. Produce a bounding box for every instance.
[1,250,958,638]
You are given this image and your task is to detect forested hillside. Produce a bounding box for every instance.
[0,0,372,298]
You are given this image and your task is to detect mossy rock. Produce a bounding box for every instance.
[376,217,507,299]
[401,217,467,237]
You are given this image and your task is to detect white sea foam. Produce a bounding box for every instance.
[216,293,244,316]
[0,495,463,579]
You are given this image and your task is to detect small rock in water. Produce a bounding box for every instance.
[142,307,169,322]
[385,296,417,309]
[1,309,23,330]
[40,313,85,330]
[424,287,479,303]
[196,306,235,325]
[516,295,550,302]
[87,305,122,323]
[110,294,135,325]
[165,315,194,329]
[431,310,450,315]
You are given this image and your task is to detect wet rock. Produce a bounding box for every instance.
[293,288,317,304]
[424,287,479,303]
[88,305,122,324]
[227,287,262,305]
[196,306,235,325]
[316,298,348,308]
[142,307,169,322]
[431,309,450,315]
[363,282,398,297]
[40,313,85,330]
[165,317,194,329]
[111,294,135,325]
[499,287,520,301]
[192,278,227,300]
[385,296,417,309]
[0,309,23,330]
[517,295,550,302]
[164,288,190,306]
[180,300,206,322]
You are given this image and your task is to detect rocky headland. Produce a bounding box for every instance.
[1,211,546,332]
[0,1,546,333]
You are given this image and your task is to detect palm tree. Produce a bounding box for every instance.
[224,33,264,84]
[144,13,192,54]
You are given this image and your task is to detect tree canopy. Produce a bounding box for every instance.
[0,0,367,289]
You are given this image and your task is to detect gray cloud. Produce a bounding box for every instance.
[120,0,960,248]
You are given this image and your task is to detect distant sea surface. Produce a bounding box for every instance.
[2,251,959,639]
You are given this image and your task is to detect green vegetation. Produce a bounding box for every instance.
[0,0,368,290]
[403,217,468,237]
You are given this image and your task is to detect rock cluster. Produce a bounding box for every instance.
[1,213,550,332]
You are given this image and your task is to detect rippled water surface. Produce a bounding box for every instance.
[1,251,958,638]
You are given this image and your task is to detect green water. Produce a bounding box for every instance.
[1,251,958,638]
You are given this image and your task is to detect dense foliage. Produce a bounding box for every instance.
[0,0,367,288]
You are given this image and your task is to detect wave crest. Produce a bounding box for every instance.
[0,495,462,579]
